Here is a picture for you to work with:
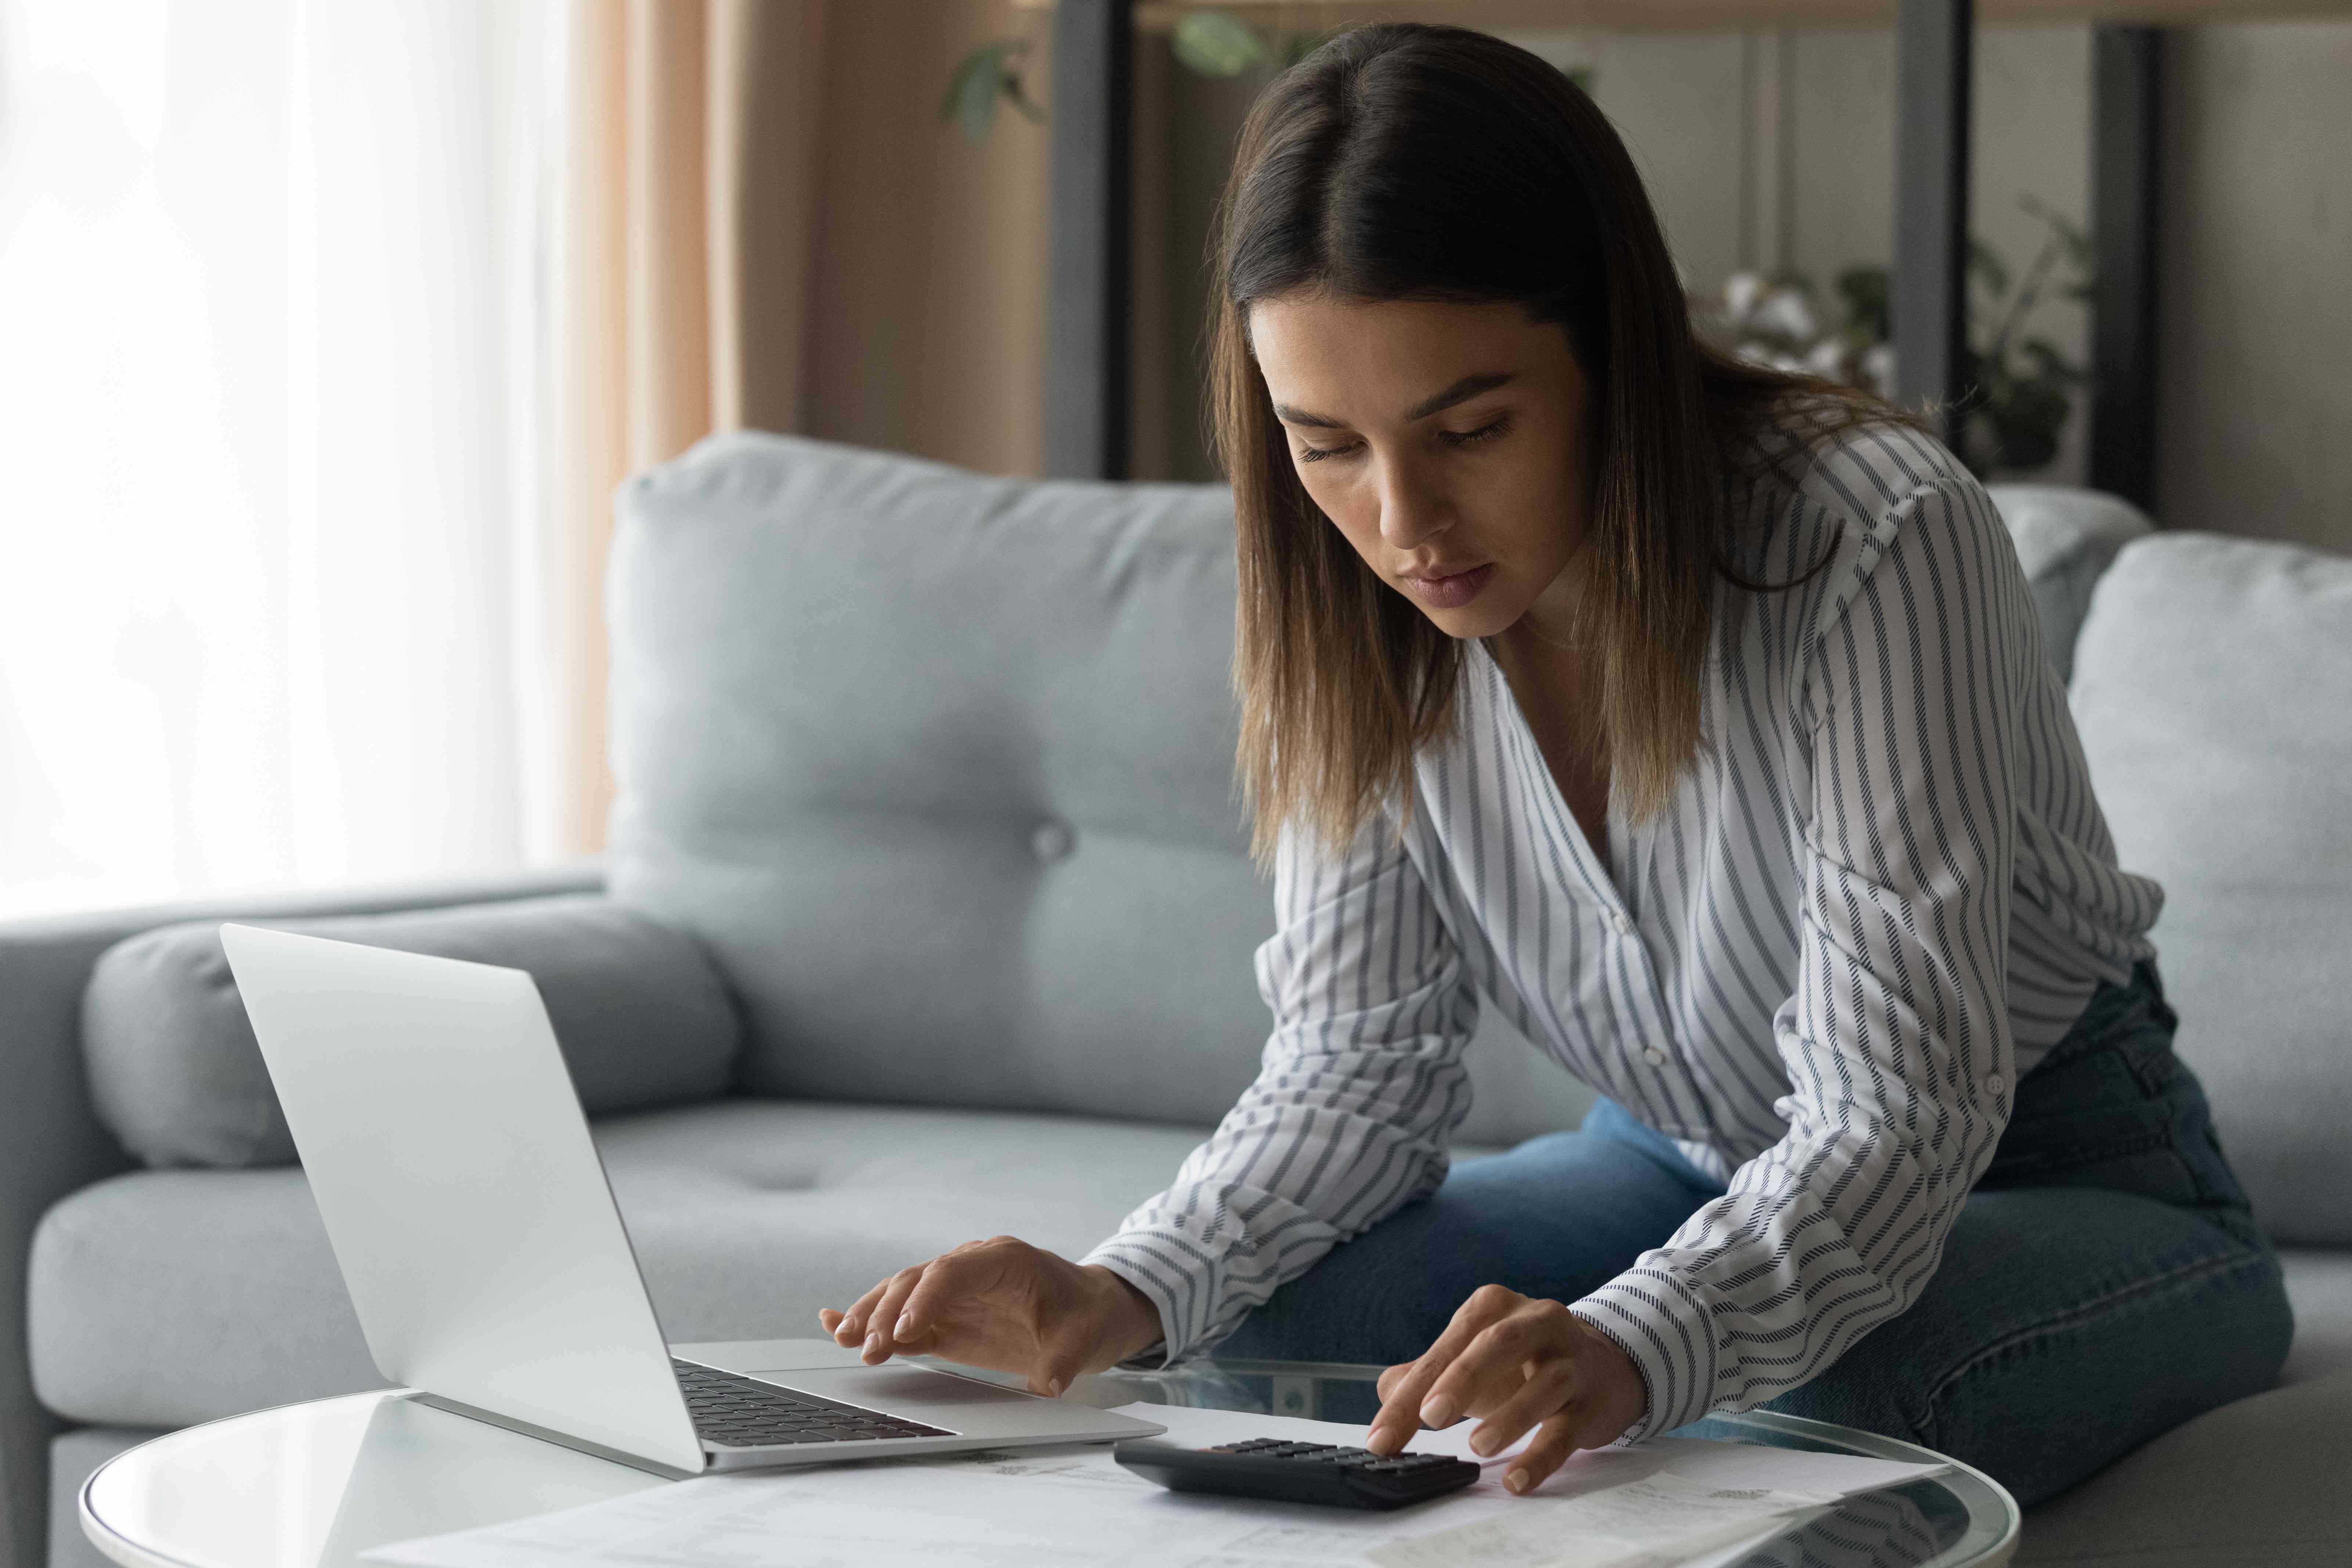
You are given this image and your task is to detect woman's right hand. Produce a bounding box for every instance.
[816,1235,1165,1397]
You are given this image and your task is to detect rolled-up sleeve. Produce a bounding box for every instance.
[1571,476,2030,1438]
[1083,810,1480,1363]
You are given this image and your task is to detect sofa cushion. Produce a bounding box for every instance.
[2015,1250,2352,1567]
[1983,484,2154,681]
[605,432,1273,1128]
[29,1099,1218,1427]
[603,430,1594,1147]
[28,1095,1557,1430]
[2069,534,2352,1247]
[82,894,743,1168]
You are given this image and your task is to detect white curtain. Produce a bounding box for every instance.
[0,0,563,920]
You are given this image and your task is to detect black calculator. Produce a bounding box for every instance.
[1114,1437,1482,1510]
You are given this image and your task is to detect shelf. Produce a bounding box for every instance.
[1009,0,2352,34]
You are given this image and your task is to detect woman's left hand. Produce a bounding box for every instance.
[1366,1284,1649,1495]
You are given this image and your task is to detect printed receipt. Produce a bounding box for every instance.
[363,1403,1947,1568]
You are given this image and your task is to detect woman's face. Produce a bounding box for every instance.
[1248,292,1598,642]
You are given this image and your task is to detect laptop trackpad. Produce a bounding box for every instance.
[752,1365,1037,1415]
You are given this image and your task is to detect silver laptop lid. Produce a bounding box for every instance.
[218,924,706,1475]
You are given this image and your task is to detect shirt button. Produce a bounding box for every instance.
[1612,912,1634,935]
[1984,1073,2005,1095]
[1643,1045,1668,1066]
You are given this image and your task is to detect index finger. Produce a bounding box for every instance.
[1367,1290,1515,1452]
[827,1275,899,1346]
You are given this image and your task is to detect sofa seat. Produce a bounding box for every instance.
[32,1099,2352,1565]
[39,1280,2352,1568]
[2015,1249,2352,1564]
[28,1099,1217,1431]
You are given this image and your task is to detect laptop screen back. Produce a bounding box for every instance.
[218,923,705,1474]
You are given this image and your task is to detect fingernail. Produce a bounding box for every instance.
[1470,1428,1496,1456]
[1506,1468,1531,1494]
[1047,1377,1065,1397]
[1420,1394,1456,1427]
[864,1332,883,1354]
[895,1314,915,1339]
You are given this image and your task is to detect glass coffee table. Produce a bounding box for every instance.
[1093,1358,2020,1568]
[80,1351,2019,1568]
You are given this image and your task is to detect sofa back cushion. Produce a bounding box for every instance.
[605,433,1595,1143]
[2070,533,2352,1246]
[1983,484,2154,681]
[83,894,743,1167]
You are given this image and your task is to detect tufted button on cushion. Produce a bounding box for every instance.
[1031,819,1076,863]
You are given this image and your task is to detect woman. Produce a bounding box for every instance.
[820,23,2290,1504]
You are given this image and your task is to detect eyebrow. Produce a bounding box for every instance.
[1272,370,1518,430]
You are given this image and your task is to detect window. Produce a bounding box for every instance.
[0,0,565,918]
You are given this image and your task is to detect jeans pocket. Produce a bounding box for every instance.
[1987,978,2258,1226]
[1983,1053,2183,1192]
[1985,966,2247,1215]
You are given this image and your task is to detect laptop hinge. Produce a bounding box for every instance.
[404,1391,702,1480]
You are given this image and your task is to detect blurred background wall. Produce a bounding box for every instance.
[800,2,1055,476]
[798,6,2347,558]
[2156,24,2352,548]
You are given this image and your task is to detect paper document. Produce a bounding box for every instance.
[365,1402,1946,1568]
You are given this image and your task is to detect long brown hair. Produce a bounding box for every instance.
[1215,22,1917,866]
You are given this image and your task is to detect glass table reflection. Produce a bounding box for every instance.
[1097,1359,2018,1568]
[81,1351,2017,1568]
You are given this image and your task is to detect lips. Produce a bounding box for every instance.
[1399,562,1496,610]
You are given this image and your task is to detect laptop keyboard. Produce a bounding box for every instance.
[672,1358,953,1448]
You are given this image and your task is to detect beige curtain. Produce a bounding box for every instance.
[551,0,830,856]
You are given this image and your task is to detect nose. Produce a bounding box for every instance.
[1374,452,1450,553]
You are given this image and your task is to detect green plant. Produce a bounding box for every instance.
[1704,195,2096,478]
[945,11,1590,140]
[1171,10,1267,76]
[1954,196,2096,474]
[943,38,1044,142]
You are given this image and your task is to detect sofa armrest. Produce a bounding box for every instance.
[0,859,603,1568]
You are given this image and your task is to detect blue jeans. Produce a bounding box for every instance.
[1213,963,2294,1506]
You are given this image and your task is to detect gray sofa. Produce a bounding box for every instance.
[6,433,2346,1568]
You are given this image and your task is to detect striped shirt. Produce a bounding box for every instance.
[1083,420,2164,1440]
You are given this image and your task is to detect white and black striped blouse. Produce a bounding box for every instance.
[1084,420,2163,1440]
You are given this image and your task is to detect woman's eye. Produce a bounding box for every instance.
[1296,440,1362,464]
[1441,415,1512,448]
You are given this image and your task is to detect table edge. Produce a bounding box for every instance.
[72,1382,2022,1568]
[1702,1409,2022,1566]
[77,1391,402,1568]
[1112,1365,2022,1568]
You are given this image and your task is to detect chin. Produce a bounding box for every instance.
[1413,597,1523,642]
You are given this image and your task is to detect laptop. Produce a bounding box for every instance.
[218,922,1165,1478]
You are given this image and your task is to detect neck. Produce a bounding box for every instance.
[1498,538,1603,661]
